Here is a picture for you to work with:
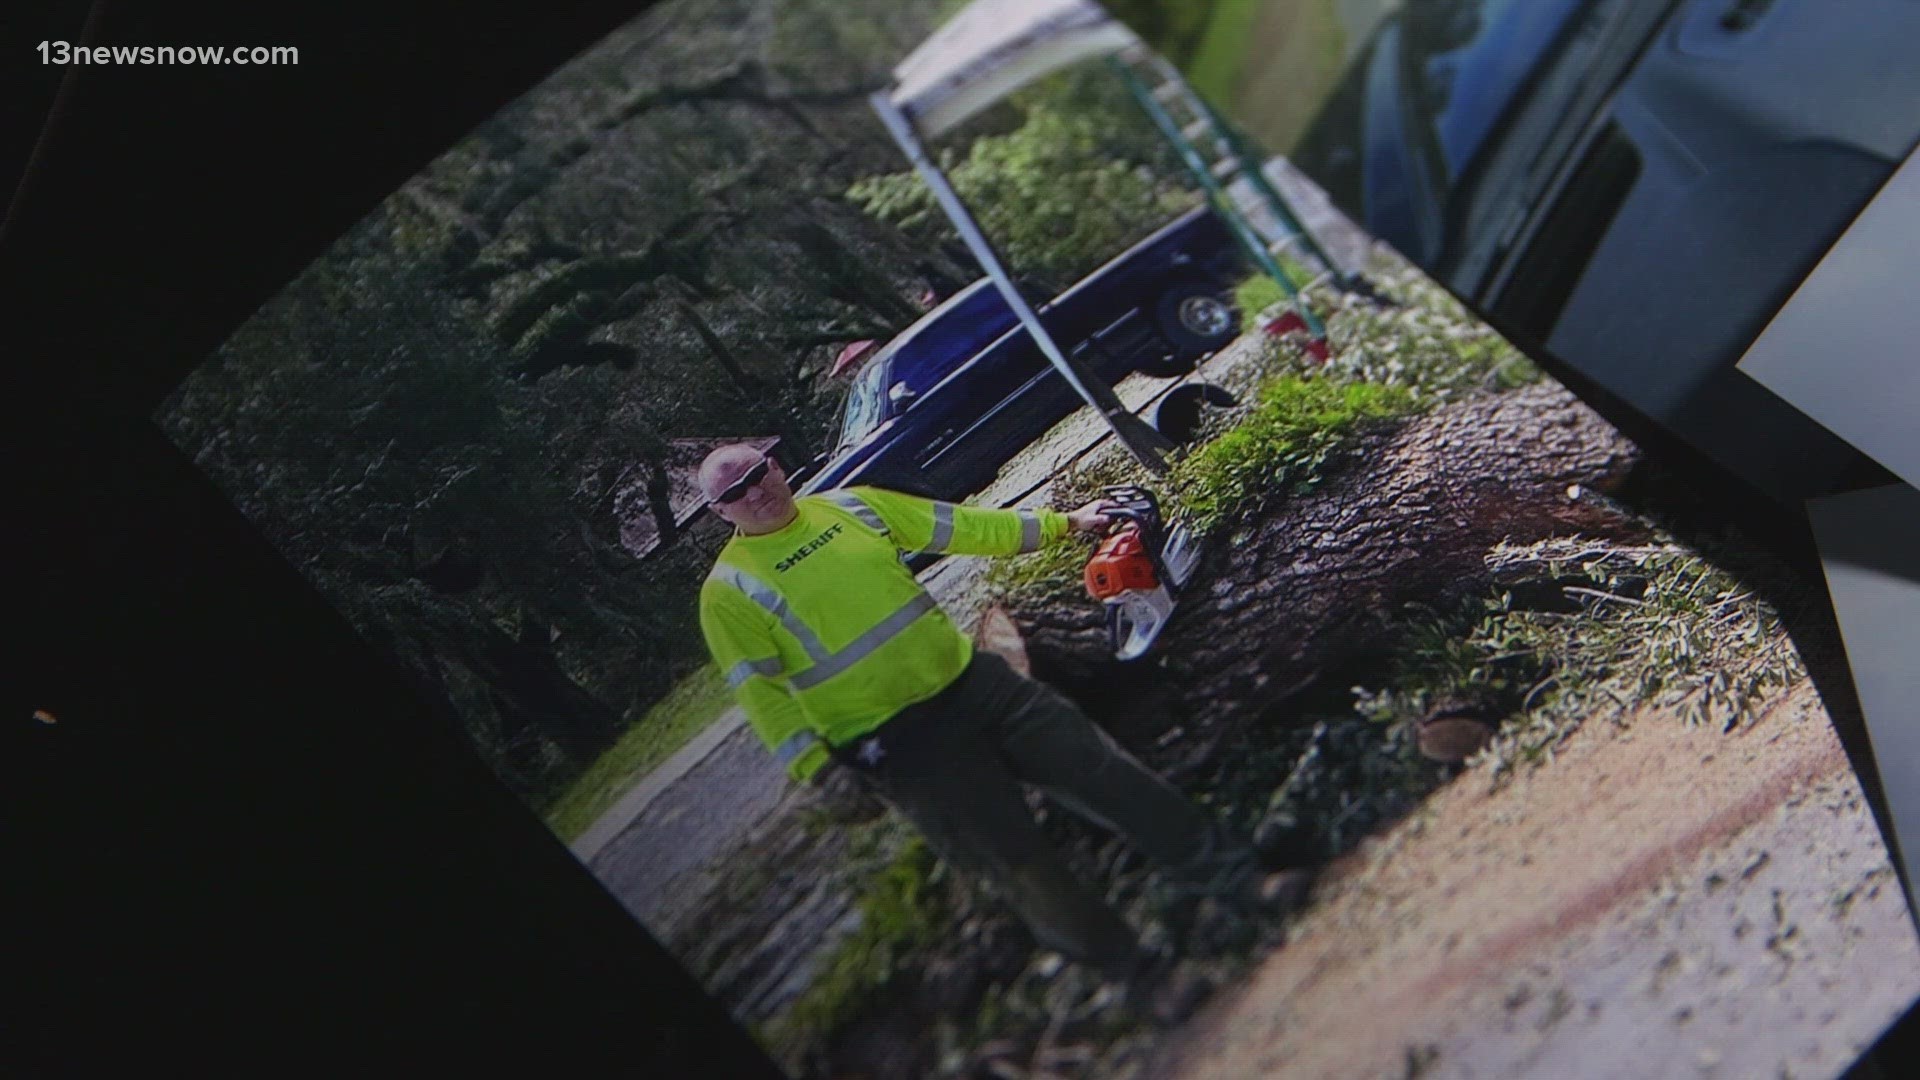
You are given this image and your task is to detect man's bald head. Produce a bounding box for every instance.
[699,442,798,534]
[698,443,771,501]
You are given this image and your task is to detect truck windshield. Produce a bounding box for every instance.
[839,358,890,449]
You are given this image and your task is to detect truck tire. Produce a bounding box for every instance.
[1143,286,1239,377]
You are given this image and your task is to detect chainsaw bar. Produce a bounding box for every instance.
[1108,584,1178,662]
[1087,485,1205,661]
[1158,520,1201,588]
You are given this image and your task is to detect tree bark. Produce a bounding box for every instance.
[1004,383,1646,738]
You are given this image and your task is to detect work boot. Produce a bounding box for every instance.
[1089,941,1180,1022]
[1163,828,1264,900]
[1252,806,1323,867]
[1094,948,1219,1028]
[1147,962,1217,1025]
[1168,835,1319,920]
[1253,866,1317,917]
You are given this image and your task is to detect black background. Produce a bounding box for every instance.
[5,1,1912,1073]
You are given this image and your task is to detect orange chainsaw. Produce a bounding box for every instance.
[1082,485,1203,661]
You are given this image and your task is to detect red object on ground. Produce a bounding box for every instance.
[1261,309,1332,363]
[1084,525,1160,600]
[829,339,879,378]
[1262,310,1307,337]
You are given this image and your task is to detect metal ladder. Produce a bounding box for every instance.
[1109,46,1357,345]
[1116,46,1357,291]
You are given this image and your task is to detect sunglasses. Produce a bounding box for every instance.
[710,458,774,505]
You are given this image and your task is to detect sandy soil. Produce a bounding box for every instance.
[1153,682,1920,1080]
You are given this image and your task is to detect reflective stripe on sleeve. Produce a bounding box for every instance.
[923,501,957,554]
[819,490,889,536]
[1017,510,1043,553]
[772,730,821,767]
[724,655,786,688]
[788,592,938,690]
[710,563,831,664]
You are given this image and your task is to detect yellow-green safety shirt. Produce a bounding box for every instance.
[699,487,1070,782]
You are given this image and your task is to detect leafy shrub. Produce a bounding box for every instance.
[1168,375,1418,533]
[847,105,1198,284]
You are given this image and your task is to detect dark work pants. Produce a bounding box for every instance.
[831,650,1228,975]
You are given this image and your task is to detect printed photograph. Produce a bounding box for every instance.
[155,1,1920,1076]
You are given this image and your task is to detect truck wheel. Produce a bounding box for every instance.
[1143,286,1239,377]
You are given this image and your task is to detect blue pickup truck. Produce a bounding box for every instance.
[795,204,1247,501]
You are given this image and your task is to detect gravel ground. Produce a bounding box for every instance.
[1152,683,1920,1080]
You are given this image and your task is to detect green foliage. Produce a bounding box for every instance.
[1233,272,1287,327]
[1230,260,1317,330]
[846,103,1197,284]
[1326,302,1539,399]
[542,664,735,841]
[1353,538,1808,785]
[1006,64,1190,179]
[1105,0,1349,151]
[983,445,1159,604]
[1209,0,1348,153]
[765,824,947,1056]
[1168,375,1419,534]
[986,529,1099,604]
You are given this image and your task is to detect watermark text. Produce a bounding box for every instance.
[38,42,300,66]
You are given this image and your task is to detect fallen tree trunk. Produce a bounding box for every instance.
[1005,383,1646,742]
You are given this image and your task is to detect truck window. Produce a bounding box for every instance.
[839,358,891,449]
[864,279,1050,392]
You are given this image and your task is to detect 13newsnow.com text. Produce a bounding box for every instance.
[38,42,300,65]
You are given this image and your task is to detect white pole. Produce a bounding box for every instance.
[869,90,1172,472]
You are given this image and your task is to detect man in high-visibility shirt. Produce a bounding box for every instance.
[695,443,1295,985]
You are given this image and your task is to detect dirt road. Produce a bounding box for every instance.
[1153,683,1920,1080]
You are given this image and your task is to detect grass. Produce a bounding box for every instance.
[542,664,735,842]
[761,822,947,1062]
[1168,375,1418,533]
[1237,263,1540,401]
[1232,260,1319,331]
[987,523,1097,603]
